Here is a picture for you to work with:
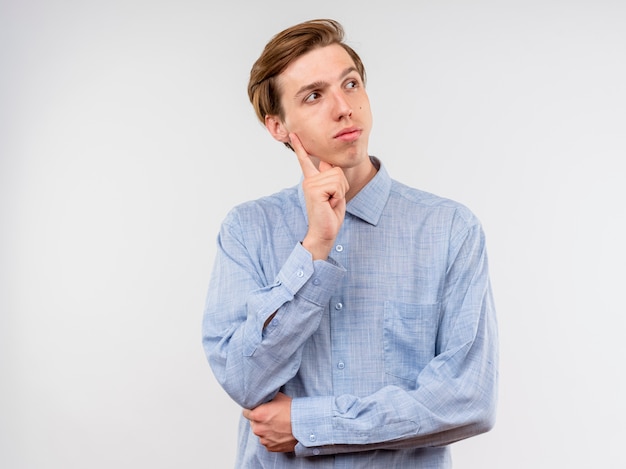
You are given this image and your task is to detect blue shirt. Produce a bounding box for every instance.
[202,158,498,468]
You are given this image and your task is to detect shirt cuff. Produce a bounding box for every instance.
[291,395,335,456]
[277,243,345,306]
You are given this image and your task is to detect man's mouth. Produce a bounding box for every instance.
[334,127,361,142]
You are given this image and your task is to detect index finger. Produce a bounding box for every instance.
[289,133,318,178]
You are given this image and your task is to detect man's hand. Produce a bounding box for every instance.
[290,133,349,260]
[242,392,297,453]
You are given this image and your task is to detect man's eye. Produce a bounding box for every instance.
[305,92,320,102]
[346,80,358,89]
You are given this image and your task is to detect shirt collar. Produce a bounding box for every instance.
[297,156,391,226]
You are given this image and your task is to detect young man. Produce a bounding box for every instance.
[202,19,498,468]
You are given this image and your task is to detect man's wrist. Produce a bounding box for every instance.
[301,236,334,260]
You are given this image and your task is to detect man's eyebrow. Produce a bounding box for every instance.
[294,80,327,99]
[294,66,359,99]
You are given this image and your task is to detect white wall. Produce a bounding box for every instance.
[2,1,625,467]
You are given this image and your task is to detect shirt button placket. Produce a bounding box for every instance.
[331,241,347,390]
[333,299,346,373]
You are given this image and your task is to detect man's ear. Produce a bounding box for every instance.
[264,115,289,143]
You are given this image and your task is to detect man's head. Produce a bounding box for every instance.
[247,19,372,171]
[248,19,366,127]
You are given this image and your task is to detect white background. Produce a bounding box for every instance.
[2,1,625,468]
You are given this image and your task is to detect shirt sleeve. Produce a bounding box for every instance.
[202,210,346,410]
[290,215,499,456]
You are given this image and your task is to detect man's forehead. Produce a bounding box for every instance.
[278,44,357,89]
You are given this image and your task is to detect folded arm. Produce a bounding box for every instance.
[288,220,498,456]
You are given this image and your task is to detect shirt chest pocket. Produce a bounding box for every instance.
[383,301,441,384]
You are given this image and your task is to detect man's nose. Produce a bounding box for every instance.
[332,92,353,120]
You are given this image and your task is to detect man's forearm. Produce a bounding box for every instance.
[205,243,346,409]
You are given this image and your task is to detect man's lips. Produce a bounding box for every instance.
[334,127,362,142]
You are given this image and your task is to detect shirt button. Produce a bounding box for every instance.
[313,449,320,456]
[312,278,320,286]
[309,433,316,442]
[335,244,343,252]
[296,269,304,278]
[337,361,345,370]
[335,302,343,310]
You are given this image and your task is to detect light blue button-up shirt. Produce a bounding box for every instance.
[202,158,498,468]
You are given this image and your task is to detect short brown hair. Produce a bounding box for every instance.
[247,19,366,124]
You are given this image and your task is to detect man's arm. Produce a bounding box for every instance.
[202,133,349,410]
[247,218,498,455]
[202,223,344,410]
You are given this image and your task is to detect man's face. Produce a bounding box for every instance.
[271,44,373,170]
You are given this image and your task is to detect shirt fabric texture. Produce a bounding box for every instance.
[202,158,498,468]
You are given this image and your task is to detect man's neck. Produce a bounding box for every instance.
[344,157,378,202]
